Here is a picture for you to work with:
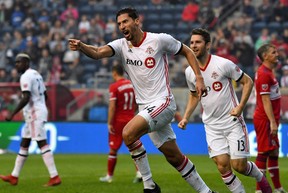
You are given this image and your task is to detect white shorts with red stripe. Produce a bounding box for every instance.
[138,97,176,148]
[205,123,250,159]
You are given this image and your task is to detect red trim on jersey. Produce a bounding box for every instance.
[150,97,170,118]
[163,54,171,96]
[133,32,147,47]
[238,116,250,152]
[200,54,211,71]
[228,78,237,107]
[228,79,249,152]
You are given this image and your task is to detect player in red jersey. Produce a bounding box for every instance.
[254,44,287,193]
[99,63,142,183]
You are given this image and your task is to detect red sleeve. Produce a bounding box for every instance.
[257,72,272,95]
[109,83,117,101]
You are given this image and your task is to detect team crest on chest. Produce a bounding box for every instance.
[145,46,155,54]
[145,57,156,68]
[212,81,222,91]
[211,71,219,79]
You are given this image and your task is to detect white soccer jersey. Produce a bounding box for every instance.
[20,68,48,121]
[185,55,244,130]
[108,32,182,104]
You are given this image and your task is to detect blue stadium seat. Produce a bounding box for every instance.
[160,13,173,22]
[79,5,93,16]
[267,22,282,33]
[148,24,161,33]
[177,33,190,42]
[282,22,288,29]
[162,24,174,33]
[177,22,189,33]
[84,63,98,73]
[251,22,267,32]
[146,13,160,23]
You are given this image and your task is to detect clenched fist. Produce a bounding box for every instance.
[68,39,81,51]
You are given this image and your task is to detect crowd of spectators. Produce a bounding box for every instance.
[177,0,288,88]
[0,0,288,120]
[0,0,287,88]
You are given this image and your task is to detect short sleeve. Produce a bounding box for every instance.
[108,39,123,59]
[109,84,117,101]
[20,74,32,92]
[257,74,272,95]
[218,59,243,81]
[158,33,182,55]
[185,67,196,92]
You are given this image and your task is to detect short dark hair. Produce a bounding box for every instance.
[112,64,124,76]
[116,7,139,21]
[257,43,275,61]
[191,28,211,44]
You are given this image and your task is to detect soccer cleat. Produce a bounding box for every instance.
[99,175,113,183]
[133,171,142,183]
[143,182,161,193]
[0,174,18,185]
[44,175,61,187]
[255,191,263,193]
[273,188,288,193]
[258,175,272,193]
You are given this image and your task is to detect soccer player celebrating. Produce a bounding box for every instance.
[254,44,287,193]
[0,53,61,186]
[69,7,215,193]
[178,28,272,193]
[99,63,142,183]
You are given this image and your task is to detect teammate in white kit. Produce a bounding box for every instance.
[69,7,216,193]
[0,53,61,187]
[178,28,272,193]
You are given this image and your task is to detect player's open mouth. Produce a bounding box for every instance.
[123,31,130,38]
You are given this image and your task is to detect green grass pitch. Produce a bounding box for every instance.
[0,154,287,193]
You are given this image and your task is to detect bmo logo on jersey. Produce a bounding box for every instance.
[126,59,143,66]
[212,81,223,91]
[145,57,156,68]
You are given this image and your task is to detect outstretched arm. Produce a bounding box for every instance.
[179,45,207,98]
[68,39,114,60]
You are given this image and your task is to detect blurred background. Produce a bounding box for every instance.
[0,0,288,123]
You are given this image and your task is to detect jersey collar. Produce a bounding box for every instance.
[133,32,147,47]
[200,54,211,71]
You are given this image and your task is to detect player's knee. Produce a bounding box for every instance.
[20,138,31,148]
[37,139,48,149]
[215,161,231,174]
[122,128,134,145]
[231,160,247,174]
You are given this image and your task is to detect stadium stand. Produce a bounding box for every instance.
[0,0,288,121]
